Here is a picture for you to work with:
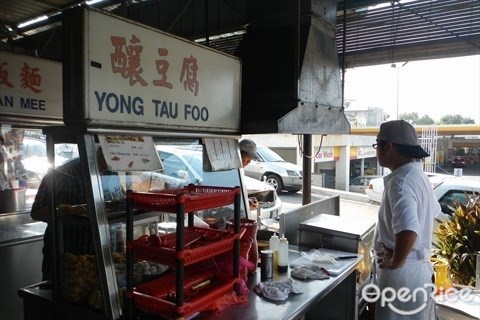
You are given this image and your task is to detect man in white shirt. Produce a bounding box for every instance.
[373,120,441,319]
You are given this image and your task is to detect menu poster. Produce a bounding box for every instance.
[98,135,163,172]
[203,138,241,171]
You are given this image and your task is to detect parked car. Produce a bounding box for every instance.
[365,177,384,204]
[365,174,479,221]
[349,175,382,193]
[154,145,282,219]
[434,176,480,221]
[451,157,466,168]
[432,176,480,242]
[365,172,452,204]
[243,145,302,193]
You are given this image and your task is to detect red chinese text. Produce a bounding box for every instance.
[0,62,14,88]
[153,48,173,89]
[20,63,42,93]
[180,55,199,96]
[110,35,148,87]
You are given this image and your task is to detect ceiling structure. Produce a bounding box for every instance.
[0,0,478,67]
[0,0,478,135]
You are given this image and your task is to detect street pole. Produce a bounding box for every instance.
[392,61,408,120]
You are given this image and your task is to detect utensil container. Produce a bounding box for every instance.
[0,188,26,213]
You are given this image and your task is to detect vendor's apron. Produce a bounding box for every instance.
[375,259,436,320]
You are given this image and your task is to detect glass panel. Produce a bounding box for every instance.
[0,128,50,211]
[101,137,248,308]
[154,139,246,225]
[438,190,471,215]
[257,146,284,162]
[351,177,364,186]
[0,126,81,213]
[110,138,247,228]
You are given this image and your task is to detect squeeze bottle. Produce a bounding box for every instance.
[269,233,279,274]
[278,234,289,273]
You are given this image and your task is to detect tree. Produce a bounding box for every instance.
[399,112,419,124]
[439,114,475,124]
[417,115,435,125]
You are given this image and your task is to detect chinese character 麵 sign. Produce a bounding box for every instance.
[82,9,241,132]
[0,51,62,119]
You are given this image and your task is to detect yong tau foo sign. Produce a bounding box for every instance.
[64,7,241,133]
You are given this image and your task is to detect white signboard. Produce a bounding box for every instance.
[314,147,335,162]
[357,146,376,159]
[98,135,163,171]
[0,51,62,119]
[83,9,241,132]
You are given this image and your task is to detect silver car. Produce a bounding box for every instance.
[243,146,303,193]
[349,175,382,193]
[155,145,282,219]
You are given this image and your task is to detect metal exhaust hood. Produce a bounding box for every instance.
[237,0,350,135]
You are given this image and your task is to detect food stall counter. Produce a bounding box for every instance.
[195,246,361,320]
[1,212,46,320]
[19,246,361,320]
[0,212,46,246]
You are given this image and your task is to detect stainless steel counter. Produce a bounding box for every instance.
[196,247,361,320]
[0,211,46,320]
[0,211,46,247]
[19,246,361,320]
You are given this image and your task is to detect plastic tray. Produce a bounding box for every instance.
[289,249,360,276]
[135,268,213,298]
[133,272,240,319]
[128,185,240,213]
[129,227,245,266]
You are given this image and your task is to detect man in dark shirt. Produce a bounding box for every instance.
[31,149,124,281]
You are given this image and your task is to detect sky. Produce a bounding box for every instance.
[343,55,480,124]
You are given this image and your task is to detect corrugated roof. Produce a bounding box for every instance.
[0,0,479,67]
[337,0,480,67]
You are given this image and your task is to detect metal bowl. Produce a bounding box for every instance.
[0,188,26,213]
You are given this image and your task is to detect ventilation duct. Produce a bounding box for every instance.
[237,0,350,135]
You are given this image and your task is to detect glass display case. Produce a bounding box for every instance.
[0,126,77,214]
[40,126,249,319]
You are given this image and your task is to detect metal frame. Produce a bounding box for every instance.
[45,128,121,319]
[43,125,248,319]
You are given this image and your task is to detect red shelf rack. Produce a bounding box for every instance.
[128,185,240,213]
[129,226,245,266]
[133,278,240,319]
[125,185,242,319]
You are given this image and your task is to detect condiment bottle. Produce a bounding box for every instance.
[278,234,289,273]
[260,250,274,281]
[431,257,452,295]
[269,233,279,275]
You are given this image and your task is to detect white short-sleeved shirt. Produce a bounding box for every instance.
[375,161,441,260]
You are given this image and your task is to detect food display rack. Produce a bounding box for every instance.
[130,226,245,266]
[125,185,242,319]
